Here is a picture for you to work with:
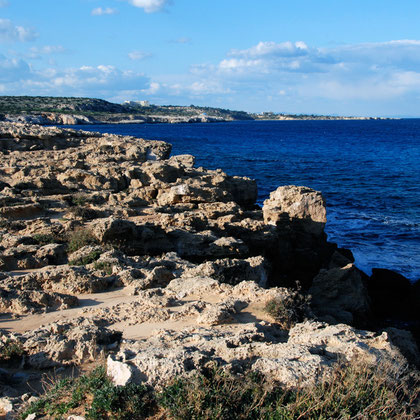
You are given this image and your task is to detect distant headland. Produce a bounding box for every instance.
[0,96,389,125]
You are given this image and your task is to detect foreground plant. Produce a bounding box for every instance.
[19,362,419,419]
[67,228,98,253]
[264,289,310,329]
[0,339,25,363]
[19,366,155,420]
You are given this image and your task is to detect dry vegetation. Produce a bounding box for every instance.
[19,361,419,420]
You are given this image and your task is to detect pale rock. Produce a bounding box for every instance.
[107,355,134,386]
[263,185,326,235]
[91,217,137,243]
[182,256,268,287]
[0,397,13,413]
[169,154,195,168]
[35,243,66,265]
[196,299,247,326]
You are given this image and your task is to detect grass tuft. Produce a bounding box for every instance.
[0,339,25,363]
[69,250,102,266]
[264,290,310,330]
[67,229,98,253]
[93,261,114,275]
[19,366,155,420]
[32,233,59,245]
[19,362,419,420]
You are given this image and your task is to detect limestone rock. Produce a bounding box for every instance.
[182,256,268,286]
[196,299,247,326]
[20,318,122,368]
[107,355,135,386]
[309,263,370,324]
[110,320,407,389]
[263,185,326,235]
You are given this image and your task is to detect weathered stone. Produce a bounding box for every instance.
[309,264,370,324]
[196,299,247,326]
[21,318,122,368]
[263,185,326,235]
[107,355,135,386]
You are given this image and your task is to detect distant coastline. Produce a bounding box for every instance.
[0,95,392,125]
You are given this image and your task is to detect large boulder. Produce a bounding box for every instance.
[263,185,326,235]
[309,264,370,324]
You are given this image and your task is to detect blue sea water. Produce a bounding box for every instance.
[69,120,420,281]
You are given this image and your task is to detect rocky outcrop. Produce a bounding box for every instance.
[0,121,417,407]
[107,320,411,389]
[4,318,122,368]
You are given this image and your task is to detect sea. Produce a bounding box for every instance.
[67,119,420,281]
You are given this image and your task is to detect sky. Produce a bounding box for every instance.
[1,0,420,116]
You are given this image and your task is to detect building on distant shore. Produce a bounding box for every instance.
[123,100,151,107]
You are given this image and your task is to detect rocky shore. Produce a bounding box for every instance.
[0,96,387,126]
[0,122,418,417]
[1,112,237,125]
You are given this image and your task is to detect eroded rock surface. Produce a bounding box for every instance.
[0,122,417,405]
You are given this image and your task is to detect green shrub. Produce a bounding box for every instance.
[264,291,310,329]
[0,339,25,363]
[69,206,101,220]
[67,229,98,253]
[160,363,418,420]
[32,233,57,245]
[19,363,419,420]
[93,261,114,275]
[19,366,155,420]
[269,362,418,420]
[69,250,102,266]
[159,366,271,420]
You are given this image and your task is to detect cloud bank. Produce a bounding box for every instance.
[148,39,420,115]
[91,7,118,16]
[125,0,170,13]
[0,19,38,43]
[2,39,420,115]
[128,50,153,60]
[0,57,149,98]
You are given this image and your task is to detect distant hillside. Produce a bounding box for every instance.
[0,96,129,114]
[0,96,252,121]
[0,96,379,124]
[128,104,252,120]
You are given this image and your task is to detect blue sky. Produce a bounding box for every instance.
[1,0,420,116]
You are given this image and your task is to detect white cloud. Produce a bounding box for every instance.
[91,7,118,16]
[0,55,150,98]
[125,0,171,13]
[28,45,66,59]
[3,38,420,116]
[229,41,309,58]
[169,37,191,44]
[0,19,38,43]
[188,81,230,95]
[142,81,160,94]
[143,39,420,115]
[0,1,9,7]
[32,45,65,54]
[0,54,31,82]
[128,50,153,60]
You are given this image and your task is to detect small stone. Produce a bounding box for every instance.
[0,397,13,413]
[107,355,134,386]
